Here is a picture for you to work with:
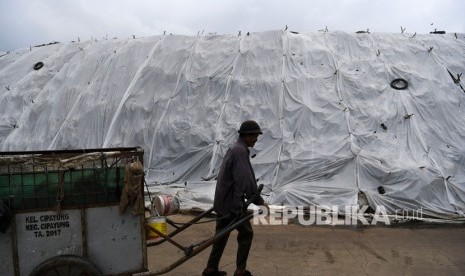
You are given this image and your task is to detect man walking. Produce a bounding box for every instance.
[203,120,266,276]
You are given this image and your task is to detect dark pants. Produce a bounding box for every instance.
[206,214,254,270]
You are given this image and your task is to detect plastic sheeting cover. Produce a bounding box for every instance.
[1,31,465,219]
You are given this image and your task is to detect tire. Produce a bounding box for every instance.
[33,62,44,70]
[30,255,102,276]
[390,78,408,90]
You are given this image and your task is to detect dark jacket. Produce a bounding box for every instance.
[213,137,263,215]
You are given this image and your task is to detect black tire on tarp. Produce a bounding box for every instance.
[390,78,408,90]
[29,254,102,276]
[33,62,44,70]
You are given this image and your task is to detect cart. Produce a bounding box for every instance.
[0,147,262,275]
[0,148,147,275]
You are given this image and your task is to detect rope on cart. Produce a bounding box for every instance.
[144,177,153,206]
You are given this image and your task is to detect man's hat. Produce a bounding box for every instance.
[238,120,263,134]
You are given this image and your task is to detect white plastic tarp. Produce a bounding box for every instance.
[1,30,464,219]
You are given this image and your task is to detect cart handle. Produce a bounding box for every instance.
[135,184,265,276]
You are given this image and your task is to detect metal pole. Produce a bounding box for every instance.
[135,213,255,276]
[146,224,188,253]
[146,207,214,247]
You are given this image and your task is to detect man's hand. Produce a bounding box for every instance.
[256,195,265,206]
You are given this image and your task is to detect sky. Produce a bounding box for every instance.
[1,0,464,52]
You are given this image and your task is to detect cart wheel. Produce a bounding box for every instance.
[30,254,102,276]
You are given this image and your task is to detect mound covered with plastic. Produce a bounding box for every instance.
[1,30,465,219]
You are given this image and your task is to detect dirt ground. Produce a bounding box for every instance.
[146,214,465,276]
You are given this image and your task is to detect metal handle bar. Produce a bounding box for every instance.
[136,184,264,276]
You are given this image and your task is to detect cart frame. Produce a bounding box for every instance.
[0,147,147,275]
[137,184,264,276]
